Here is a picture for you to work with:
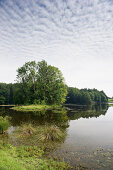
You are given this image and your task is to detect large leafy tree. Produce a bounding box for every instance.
[16,61,38,104]
[37,60,67,104]
[16,60,67,105]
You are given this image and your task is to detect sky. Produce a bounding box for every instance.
[0,0,113,97]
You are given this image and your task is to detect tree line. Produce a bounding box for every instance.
[66,87,108,105]
[0,60,108,105]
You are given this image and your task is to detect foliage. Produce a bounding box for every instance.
[66,87,108,105]
[16,145,44,158]
[0,140,71,170]
[0,83,14,105]
[15,60,67,105]
[0,116,10,133]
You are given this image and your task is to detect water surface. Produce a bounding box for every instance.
[1,105,113,169]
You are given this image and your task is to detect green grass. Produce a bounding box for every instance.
[0,150,25,170]
[11,104,62,112]
[0,116,10,133]
[0,140,71,170]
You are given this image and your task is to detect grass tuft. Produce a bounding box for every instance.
[39,125,65,142]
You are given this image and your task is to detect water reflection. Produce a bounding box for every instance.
[50,105,113,169]
[5,108,69,129]
[0,104,109,123]
[67,104,108,120]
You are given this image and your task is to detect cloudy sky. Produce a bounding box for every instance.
[0,0,113,97]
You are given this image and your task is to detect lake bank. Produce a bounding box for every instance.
[0,139,70,170]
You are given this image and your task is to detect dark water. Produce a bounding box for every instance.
[1,105,113,169]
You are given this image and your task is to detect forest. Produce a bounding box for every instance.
[0,60,108,106]
[66,87,108,105]
[0,83,108,105]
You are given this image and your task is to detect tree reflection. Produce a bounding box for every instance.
[67,104,108,120]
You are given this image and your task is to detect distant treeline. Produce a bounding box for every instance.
[0,83,108,105]
[66,87,108,105]
[0,83,14,105]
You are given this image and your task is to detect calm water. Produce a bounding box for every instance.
[1,105,113,169]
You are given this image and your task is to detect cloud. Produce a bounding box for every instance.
[0,0,113,96]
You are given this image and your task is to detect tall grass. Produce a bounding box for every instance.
[15,123,66,142]
[0,116,10,134]
[38,125,66,142]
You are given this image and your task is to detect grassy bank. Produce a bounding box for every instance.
[11,104,62,112]
[0,119,70,169]
[0,116,10,134]
[0,140,70,170]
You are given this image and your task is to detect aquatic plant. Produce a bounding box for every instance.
[0,116,10,134]
[16,145,44,158]
[38,125,66,142]
[0,140,71,170]
[15,123,66,142]
[19,123,36,137]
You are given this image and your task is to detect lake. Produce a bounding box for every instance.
[0,104,113,169]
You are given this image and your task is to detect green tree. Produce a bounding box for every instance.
[37,60,67,104]
[0,83,10,105]
[16,60,67,105]
[16,61,38,104]
[0,96,5,105]
[66,87,108,105]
